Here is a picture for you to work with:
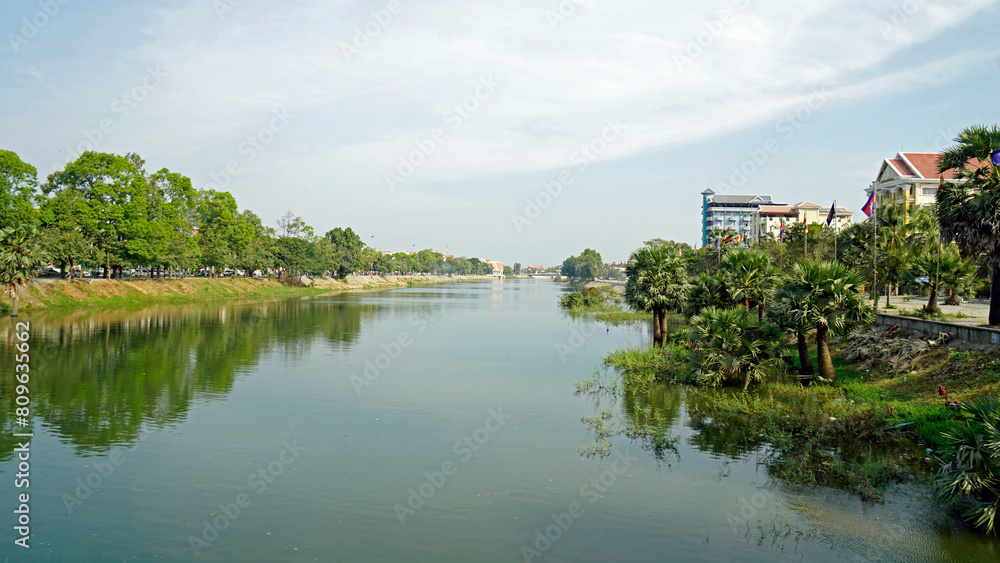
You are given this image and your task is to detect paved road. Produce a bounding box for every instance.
[876,294,991,326]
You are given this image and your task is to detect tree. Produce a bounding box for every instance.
[939,251,977,306]
[688,306,784,389]
[195,189,240,276]
[781,261,874,380]
[233,210,273,277]
[936,124,1000,325]
[719,248,778,319]
[685,273,729,317]
[43,152,149,277]
[561,248,602,280]
[908,253,941,313]
[513,262,521,275]
[624,245,688,347]
[773,276,815,376]
[934,395,1000,535]
[326,227,366,278]
[0,225,47,317]
[146,168,198,275]
[0,150,38,229]
[37,187,92,279]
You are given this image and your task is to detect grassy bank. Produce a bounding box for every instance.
[592,333,1000,503]
[1,275,494,313]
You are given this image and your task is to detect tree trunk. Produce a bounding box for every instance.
[946,288,959,306]
[758,303,765,321]
[990,263,1000,326]
[743,296,750,312]
[816,324,836,380]
[797,331,814,375]
[652,309,663,348]
[10,286,21,317]
[885,284,890,308]
[926,285,937,314]
[659,310,669,347]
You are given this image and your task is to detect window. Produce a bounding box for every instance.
[921,187,937,196]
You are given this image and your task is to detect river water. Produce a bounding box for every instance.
[0,279,996,561]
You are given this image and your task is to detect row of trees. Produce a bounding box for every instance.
[1,150,508,313]
[693,125,1000,325]
[624,243,872,385]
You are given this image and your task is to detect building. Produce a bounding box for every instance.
[701,189,779,247]
[865,152,973,215]
[751,201,853,242]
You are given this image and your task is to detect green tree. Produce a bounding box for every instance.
[43,152,148,277]
[688,306,784,389]
[685,273,729,317]
[0,225,47,316]
[624,245,688,347]
[936,124,1000,325]
[0,150,39,229]
[934,395,1000,535]
[719,248,778,319]
[37,187,92,279]
[195,189,239,276]
[233,210,273,277]
[939,251,977,306]
[146,168,197,275]
[326,227,366,278]
[781,261,874,380]
[562,248,602,280]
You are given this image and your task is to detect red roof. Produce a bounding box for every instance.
[892,152,989,180]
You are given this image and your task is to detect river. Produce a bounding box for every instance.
[0,279,996,561]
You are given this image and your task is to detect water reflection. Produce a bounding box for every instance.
[0,299,375,459]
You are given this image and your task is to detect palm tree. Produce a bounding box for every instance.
[625,245,688,347]
[907,253,941,314]
[0,225,47,317]
[685,273,729,317]
[781,261,874,380]
[936,124,1000,325]
[688,306,784,389]
[719,248,778,319]
[774,278,815,376]
[934,395,1000,535]
[939,252,976,306]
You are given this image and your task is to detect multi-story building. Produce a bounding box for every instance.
[701,189,778,247]
[751,201,853,242]
[865,152,970,215]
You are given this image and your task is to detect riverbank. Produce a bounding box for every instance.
[1,274,498,313]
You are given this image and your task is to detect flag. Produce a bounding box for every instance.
[723,235,734,244]
[826,201,836,226]
[862,192,875,217]
[779,221,785,238]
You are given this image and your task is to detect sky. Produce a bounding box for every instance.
[2,0,999,267]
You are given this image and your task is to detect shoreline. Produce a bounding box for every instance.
[1,274,502,313]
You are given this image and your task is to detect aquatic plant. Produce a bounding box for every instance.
[934,395,1000,535]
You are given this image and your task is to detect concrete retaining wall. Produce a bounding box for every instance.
[876,313,1000,346]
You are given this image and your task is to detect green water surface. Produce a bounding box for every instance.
[0,280,997,562]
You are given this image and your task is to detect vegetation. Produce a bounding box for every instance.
[0,149,509,286]
[934,395,1000,535]
[574,124,1000,533]
[936,124,1000,324]
[624,244,688,347]
[0,225,47,316]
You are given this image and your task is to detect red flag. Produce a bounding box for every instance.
[862,192,875,217]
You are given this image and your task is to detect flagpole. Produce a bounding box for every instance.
[804,218,808,260]
[872,187,879,311]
